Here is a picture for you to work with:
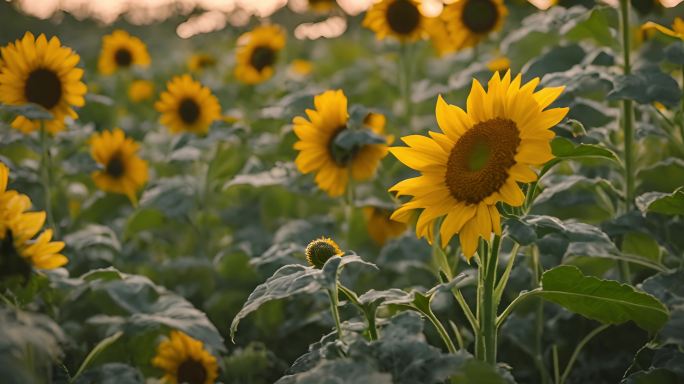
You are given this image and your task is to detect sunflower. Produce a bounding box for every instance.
[363,206,407,245]
[128,79,155,102]
[487,56,510,73]
[234,25,286,85]
[152,330,218,384]
[292,90,392,197]
[439,0,507,51]
[155,75,221,135]
[89,129,148,204]
[98,30,151,75]
[308,0,337,12]
[305,237,343,268]
[642,17,684,40]
[188,53,216,72]
[389,71,568,258]
[363,0,431,43]
[289,59,313,77]
[0,32,87,134]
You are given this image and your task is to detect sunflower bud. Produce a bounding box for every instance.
[305,237,343,269]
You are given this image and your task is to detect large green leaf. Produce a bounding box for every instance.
[550,136,620,164]
[636,188,684,216]
[607,67,681,107]
[538,266,668,333]
[230,255,375,341]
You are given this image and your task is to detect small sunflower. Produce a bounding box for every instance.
[128,79,155,103]
[155,75,221,135]
[363,206,407,245]
[308,0,337,12]
[305,237,343,268]
[642,17,684,40]
[90,128,148,204]
[234,25,286,85]
[293,90,392,197]
[188,53,216,72]
[487,56,510,73]
[440,0,507,51]
[389,71,568,258]
[152,330,218,384]
[289,59,313,77]
[98,30,151,75]
[363,0,431,43]
[0,32,87,134]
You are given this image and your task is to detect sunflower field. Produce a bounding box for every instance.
[1,0,684,383]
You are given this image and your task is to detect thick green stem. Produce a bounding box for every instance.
[680,65,684,143]
[344,177,355,249]
[481,235,501,364]
[475,241,486,360]
[532,246,551,384]
[39,124,57,236]
[327,287,344,341]
[399,43,414,126]
[619,0,635,209]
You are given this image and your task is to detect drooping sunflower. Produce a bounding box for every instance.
[234,25,286,85]
[152,330,218,384]
[155,75,221,135]
[89,128,148,204]
[293,90,392,197]
[188,53,216,72]
[389,71,568,258]
[98,30,151,75]
[128,79,155,102]
[0,32,87,134]
[305,237,343,268]
[363,0,431,43]
[439,0,508,51]
[642,17,684,40]
[363,206,407,245]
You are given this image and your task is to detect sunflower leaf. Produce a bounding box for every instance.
[538,265,669,333]
[550,137,620,164]
[0,102,53,120]
[636,188,684,216]
[607,66,681,108]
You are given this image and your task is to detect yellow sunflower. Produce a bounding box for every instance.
[308,0,337,12]
[439,0,507,51]
[155,75,221,135]
[305,237,343,268]
[98,30,151,75]
[128,79,155,103]
[363,206,407,245]
[0,32,87,134]
[642,17,684,40]
[487,56,510,73]
[89,129,148,204]
[363,0,431,43]
[234,25,286,85]
[293,90,392,197]
[152,330,218,384]
[188,53,216,72]
[389,71,568,258]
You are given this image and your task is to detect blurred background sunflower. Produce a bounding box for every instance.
[363,0,431,42]
[155,74,221,134]
[234,25,286,84]
[98,29,151,75]
[152,330,218,384]
[439,0,508,52]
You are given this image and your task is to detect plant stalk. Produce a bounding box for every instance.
[39,123,57,236]
[327,287,344,341]
[481,235,501,364]
[618,0,633,283]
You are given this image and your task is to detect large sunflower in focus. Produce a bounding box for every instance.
[0,32,87,134]
[155,75,221,135]
[90,129,148,204]
[440,0,507,51]
[293,90,392,197]
[363,0,430,42]
[234,25,286,85]
[389,71,568,258]
[98,30,151,75]
[152,330,218,384]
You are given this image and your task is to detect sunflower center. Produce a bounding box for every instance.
[249,46,276,72]
[114,48,133,67]
[445,118,520,205]
[178,98,201,125]
[0,230,31,282]
[305,238,342,269]
[106,154,125,178]
[461,0,499,34]
[24,68,62,110]
[386,0,421,35]
[176,359,207,384]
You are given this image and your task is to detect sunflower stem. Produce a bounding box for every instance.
[344,177,355,249]
[39,123,57,237]
[481,235,500,364]
[399,43,414,127]
[559,324,610,384]
[531,245,551,384]
[327,287,344,341]
[679,65,684,141]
